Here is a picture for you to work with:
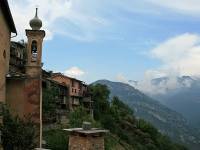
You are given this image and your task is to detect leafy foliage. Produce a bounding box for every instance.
[89,84,110,120]
[0,105,36,150]
[69,106,98,128]
[43,87,59,123]
[43,129,68,150]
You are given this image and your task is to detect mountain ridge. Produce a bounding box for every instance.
[133,76,200,127]
[93,79,200,150]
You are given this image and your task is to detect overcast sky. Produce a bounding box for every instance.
[8,0,200,83]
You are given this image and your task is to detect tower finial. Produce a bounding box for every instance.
[29,6,42,30]
[35,7,38,17]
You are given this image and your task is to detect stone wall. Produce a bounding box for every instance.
[6,78,41,122]
[0,8,11,103]
[69,134,104,150]
[6,77,41,146]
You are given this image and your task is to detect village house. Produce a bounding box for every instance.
[6,6,46,147]
[9,41,26,74]
[43,71,93,118]
[0,0,17,104]
[51,73,93,113]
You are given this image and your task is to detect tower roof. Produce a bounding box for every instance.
[29,7,42,30]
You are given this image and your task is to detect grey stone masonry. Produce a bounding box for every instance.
[64,122,109,150]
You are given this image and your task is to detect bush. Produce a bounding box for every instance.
[43,129,68,150]
[43,87,58,123]
[0,105,36,150]
[69,106,100,128]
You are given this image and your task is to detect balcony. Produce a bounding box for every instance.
[72,98,80,106]
[83,97,92,103]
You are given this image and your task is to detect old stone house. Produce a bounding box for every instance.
[51,73,93,115]
[0,0,17,104]
[42,71,93,122]
[6,7,45,147]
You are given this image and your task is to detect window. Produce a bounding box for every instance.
[3,50,6,59]
[31,40,37,61]
[72,80,75,87]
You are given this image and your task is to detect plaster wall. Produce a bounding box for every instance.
[0,8,11,102]
[6,78,41,123]
[69,135,104,150]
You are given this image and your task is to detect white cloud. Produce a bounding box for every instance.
[8,0,110,41]
[147,0,200,14]
[116,74,128,83]
[64,66,85,78]
[8,0,200,42]
[9,0,199,42]
[134,33,200,95]
[150,33,200,77]
[134,75,194,95]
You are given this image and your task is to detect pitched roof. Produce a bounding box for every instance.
[52,73,84,83]
[0,0,17,33]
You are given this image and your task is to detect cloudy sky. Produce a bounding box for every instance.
[8,0,200,84]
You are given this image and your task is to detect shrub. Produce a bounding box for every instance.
[69,106,99,128]
[43,129,68,150]
[0,105,36,150]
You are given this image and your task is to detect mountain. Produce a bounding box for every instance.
[145,76,200,128]
[94,80,200,150]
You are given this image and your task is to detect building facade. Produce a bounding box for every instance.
[51,73,93,115]
[65,122,108,150]
[9,41,26,74]
[42,70,70,123]
[6,7,45,147]
[0,0,17,103]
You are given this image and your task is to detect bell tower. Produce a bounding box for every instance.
[25,8,45,148]
[26,8,45,77]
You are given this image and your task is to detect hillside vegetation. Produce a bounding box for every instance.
[88,84,187,150]
[94,80,200,150]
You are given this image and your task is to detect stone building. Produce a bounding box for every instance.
[0,0,17,104]
[42,71,93,123]
[9,41,26,73]
[51,73,93,115]
[65,122,108,150]
[42,70,69,123]
[6,7,45,147]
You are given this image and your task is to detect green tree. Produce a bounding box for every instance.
[89,84,110,120]
[43,129,68,150]
[0,105,36,150]
[69,106,99,128]
[43,86,59,122]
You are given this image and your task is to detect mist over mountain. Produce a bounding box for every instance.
[132,76,200,127]
[93,80,200,150]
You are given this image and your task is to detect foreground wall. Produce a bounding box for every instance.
[6,78,41,121]
[69,135,105,150]
[6,77,41,145]
[0,8,11,103]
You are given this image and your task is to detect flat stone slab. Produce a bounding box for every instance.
[35,148,51,150]
[63,128,109,135]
